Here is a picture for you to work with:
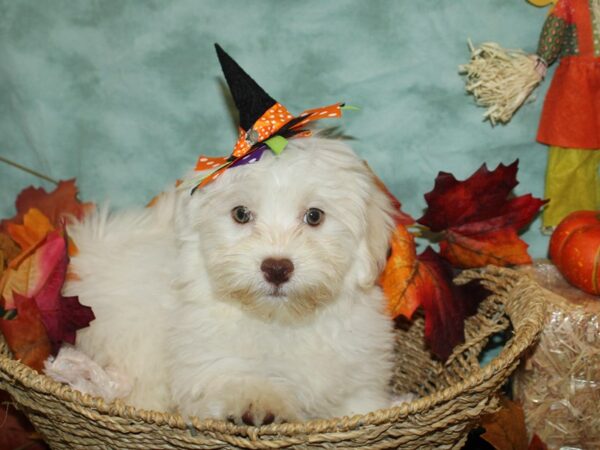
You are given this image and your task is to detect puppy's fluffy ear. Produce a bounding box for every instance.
[355,174,396,288]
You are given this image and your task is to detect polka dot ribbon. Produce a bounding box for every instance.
[188,102,346,192]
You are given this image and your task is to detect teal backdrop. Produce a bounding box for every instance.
[0,0,553,257]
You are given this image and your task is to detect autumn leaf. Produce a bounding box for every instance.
[0,231,66,308]
[0,231,95,358]
[0,233,20,278]
[30,237,94,353]
[381,224,423,319]
[418,161,519,232]
[441,228,531,268]
[6,208,54,251]
[0,293,52,372]
[417,161,546,268]
[481,397,529,450]
[5,208,55,268]
[482,399,549,450]
[381,162,543,360]
[381,226,476,360]
[0,179,94,370]
[0,179,93,232]
[0,234,21,319]
[417,247,469,360]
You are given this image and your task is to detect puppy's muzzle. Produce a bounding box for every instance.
[261,258,294,286]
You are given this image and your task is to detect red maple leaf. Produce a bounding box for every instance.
[417,161,546,268]
[418,161,519,231]
[0,293,52,372]
[1,179,93,232]
[417,247,468,360]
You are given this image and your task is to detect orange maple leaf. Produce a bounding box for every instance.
[6,208,54,251]
[380,224,422,319]
[6,208,55,268]
[440,227,531,269]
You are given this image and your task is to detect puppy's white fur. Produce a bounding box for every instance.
[65,138,396,423]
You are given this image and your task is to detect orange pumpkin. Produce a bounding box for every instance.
[549,210,600,295]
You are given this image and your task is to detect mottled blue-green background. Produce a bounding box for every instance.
[0,0,552,256]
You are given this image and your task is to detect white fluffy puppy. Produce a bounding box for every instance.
[65,137,396,425]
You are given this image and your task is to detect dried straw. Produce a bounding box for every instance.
[514,262,600,449]
[459,41,543,125]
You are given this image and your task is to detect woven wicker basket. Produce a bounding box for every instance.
[0,266,545,449]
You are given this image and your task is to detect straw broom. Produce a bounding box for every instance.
[459,40,544,125]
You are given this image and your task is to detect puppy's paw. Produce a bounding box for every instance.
[223,388,299,426]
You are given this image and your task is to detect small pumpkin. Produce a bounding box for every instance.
[549,210,600,295]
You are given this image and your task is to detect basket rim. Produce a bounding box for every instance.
[0,266,545,438]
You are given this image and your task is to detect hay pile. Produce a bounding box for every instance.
[514,262,600,449]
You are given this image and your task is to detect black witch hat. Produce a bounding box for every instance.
[186,45,345,191]
[215,44,277,132]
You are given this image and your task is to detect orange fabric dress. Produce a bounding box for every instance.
[536,0,600,149]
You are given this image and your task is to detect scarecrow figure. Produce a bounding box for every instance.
[461,0,600,230]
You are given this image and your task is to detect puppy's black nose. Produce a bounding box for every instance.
[261,258,294,286]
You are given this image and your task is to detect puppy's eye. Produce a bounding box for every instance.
[231,206,253,224]
[304,208,325,227]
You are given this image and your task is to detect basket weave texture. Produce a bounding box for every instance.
[0,267,545,449]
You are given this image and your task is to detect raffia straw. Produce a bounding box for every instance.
[459,41,543,125]
[514,263,600,449]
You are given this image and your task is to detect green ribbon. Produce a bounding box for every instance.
[265,135,288,155]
